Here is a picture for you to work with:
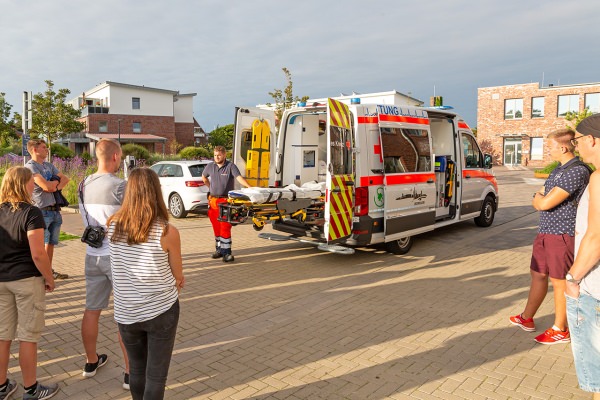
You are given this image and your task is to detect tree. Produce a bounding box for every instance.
[208,124,234,149]
[266,67,309,131]
[0,93,17,148]
[29,80,85,154]
[565,108,594,131]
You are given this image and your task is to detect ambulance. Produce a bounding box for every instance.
[230,95,498,254]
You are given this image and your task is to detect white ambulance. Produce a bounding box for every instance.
[230,95,498,254]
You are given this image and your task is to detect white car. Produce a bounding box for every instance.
[150,160,211,218]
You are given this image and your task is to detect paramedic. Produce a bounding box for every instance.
[202,146,251,263]
[566,114,600,397]
[509,128,590,344]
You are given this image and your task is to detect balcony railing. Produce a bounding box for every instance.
[81,106,109,116]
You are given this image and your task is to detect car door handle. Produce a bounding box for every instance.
[465,174,471,179]
[427,179,434,183]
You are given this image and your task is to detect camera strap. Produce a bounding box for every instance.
[78,175,104,228]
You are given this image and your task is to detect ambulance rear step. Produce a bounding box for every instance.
[258,233,355,255]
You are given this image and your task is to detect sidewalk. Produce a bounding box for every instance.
[7,166,588,399]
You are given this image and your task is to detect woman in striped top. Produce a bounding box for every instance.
[107,168,184,400]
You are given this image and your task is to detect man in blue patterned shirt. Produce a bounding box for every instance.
[509,128,590,344]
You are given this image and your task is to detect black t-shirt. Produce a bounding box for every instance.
[0,202,46,282]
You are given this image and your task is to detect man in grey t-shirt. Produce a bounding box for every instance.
[25,139,70,280]
[79,139,130,389]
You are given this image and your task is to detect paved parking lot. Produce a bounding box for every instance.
[5,166,588,399]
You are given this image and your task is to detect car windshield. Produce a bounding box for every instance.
[188,164,206,177]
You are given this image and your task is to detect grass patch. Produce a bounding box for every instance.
[59,231,80,241]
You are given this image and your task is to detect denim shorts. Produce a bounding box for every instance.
[566,292,600,392]
[42,210,62,245]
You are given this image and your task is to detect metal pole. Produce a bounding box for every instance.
[118,119,121,143]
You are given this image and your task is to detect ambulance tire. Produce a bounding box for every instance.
[474,195,495,227]
[385,236,413,255]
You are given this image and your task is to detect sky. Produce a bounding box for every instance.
[2,0,600,132]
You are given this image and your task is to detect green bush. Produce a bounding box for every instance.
[122,144,150,161]
[147,153,181,165]
[50,143,75,159]
[534,161,559,174]
[81,152,93,163]
[178,146,211,159]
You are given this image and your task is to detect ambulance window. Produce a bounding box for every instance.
[329,125,353,175]
[380,127,431,173]
[462,134,482,168]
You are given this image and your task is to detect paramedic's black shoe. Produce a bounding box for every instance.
[211,251,223,259]
[223,254,234,263]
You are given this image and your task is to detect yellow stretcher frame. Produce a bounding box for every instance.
[218,197,325,231]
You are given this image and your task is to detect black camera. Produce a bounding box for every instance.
[81,225,106,248]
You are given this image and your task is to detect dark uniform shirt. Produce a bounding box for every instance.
[202,160,242,197]
[539,157,590,236]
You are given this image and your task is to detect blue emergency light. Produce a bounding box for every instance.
[351,98,361,104]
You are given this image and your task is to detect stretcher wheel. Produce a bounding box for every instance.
[253,223,265,231]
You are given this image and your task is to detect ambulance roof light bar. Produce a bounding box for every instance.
[429,105,454,110]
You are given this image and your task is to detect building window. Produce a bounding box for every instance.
[557,94,579,117]
[531,97,545,118]
[504,99,523,120]
[132,97,140,110]
[98,121,108,133]
[132,122,141,133]
[585,93,600,114]
[530,137,543,161]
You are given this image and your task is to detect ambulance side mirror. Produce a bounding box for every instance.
[483,154,493,169]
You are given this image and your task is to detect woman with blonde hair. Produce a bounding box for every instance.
[0,166,59,400]
[107,167,184,400]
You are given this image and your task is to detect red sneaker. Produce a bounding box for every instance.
[534,327,570,345]
[509,314,536,332]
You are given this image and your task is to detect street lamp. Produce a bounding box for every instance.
[117,119,121,144]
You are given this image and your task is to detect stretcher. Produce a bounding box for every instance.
[217,182,326,231]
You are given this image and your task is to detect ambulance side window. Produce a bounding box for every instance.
[462,134,482,168]
[381,127,431,173]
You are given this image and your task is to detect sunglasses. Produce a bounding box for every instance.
[570,134,591,147]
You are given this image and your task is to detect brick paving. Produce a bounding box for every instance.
[4,167,589,399]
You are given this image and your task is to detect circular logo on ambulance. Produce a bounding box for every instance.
[374,187,384,207]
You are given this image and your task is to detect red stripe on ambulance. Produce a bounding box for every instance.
[378,114,430,125]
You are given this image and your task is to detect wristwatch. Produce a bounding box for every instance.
[566,273,581,284]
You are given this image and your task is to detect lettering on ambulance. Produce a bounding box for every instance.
[460,132,488,216]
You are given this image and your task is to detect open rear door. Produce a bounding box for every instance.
[233,107,276,187]
[324,99,355,244]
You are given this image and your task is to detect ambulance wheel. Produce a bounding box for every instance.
[385,236,413,255]
[474,195,495,227]
[169,193,188,219]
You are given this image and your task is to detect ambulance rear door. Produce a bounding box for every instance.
[378,106,436,240]
[233,107,276,187]
[324,98,355,244]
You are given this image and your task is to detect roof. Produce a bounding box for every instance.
[86,133,167,143]
[84,81,179,96]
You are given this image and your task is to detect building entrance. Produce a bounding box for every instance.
[503,138,522,166]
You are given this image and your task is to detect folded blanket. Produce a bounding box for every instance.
[228,181,325,204]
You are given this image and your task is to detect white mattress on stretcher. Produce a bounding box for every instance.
[228,182,325,204]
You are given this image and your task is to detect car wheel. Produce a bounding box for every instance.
[385,236,413,255]
[169,193,188,218]
[474,195,495,227]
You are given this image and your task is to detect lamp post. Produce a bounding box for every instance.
[117,119,121,144]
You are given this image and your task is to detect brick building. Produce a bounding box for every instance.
[63,81,202,155]
[477,82,600,167]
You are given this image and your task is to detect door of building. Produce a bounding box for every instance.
[503,138,522,166]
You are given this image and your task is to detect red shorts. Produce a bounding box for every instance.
[530,233,574,279]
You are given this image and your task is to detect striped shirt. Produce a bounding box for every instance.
[108,221,178,324]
